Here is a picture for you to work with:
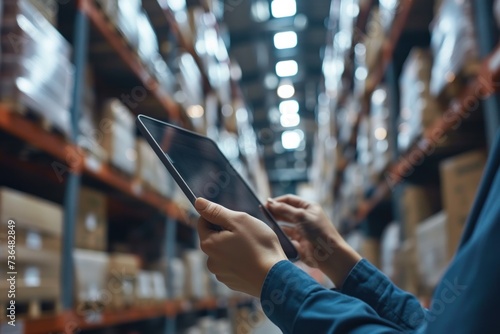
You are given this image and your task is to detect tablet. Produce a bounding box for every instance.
[136,115,299,260]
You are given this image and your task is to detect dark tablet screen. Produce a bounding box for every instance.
[137,115,298,260]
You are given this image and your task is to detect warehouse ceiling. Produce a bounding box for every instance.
[223,0,332,184]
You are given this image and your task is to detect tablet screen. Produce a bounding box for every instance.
[138,115,298,260]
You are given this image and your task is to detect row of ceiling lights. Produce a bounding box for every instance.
[267,0,304,150]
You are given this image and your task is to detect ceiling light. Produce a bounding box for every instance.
[281,129,304,150]
[277,83,295,98]
[355,67,368,81]
[372,88,387,105]
[280,113,301,127]
[274,31,297,49]
[264,73,279,89]
[279,100,299,114]
[276,60,298,77]
[374,127,388,141]
[271,0,297,18]
[187,105,204,118]
[251,0,270,22]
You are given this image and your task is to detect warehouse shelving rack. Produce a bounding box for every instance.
[0,1,252,333]
[328,0,500,230]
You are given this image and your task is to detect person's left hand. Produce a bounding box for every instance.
[195,198,287,298]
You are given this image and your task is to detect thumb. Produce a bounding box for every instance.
[195,198,234,231]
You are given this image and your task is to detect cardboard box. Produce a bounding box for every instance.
[415,212,448,289]
[401,185,442,239]
[73,249,109,306]
[183,250,209,299]
[0,262,60,302]
[76,187,107,251]
[107,253,140,309]
[100,99,136,176]
[0,187,63,235]
[169,257,186,300]
[135,271,166,304]
[440,150,486,258]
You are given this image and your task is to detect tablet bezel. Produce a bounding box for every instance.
[136,114,299,261]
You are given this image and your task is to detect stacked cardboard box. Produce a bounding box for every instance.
[73,249,110,310]
[0,188,63,314]
[398,49,444,152]
[439,150,486,258]
[135,270,167,305]
[107,253,140,310]
[401,184,442,240]
[183,250,210,300]
[0,0,74,137]
[136,138,174,198]
[75,187,107,251]
[430,0,479,101]
[100,99,137,176]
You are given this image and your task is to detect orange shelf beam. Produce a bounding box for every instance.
[79,0,182,122]
[22,298,253,333]
[0,106,82,173]
[0,105,187,223]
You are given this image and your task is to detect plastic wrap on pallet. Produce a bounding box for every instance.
[1,0,74,137]
[178,52,204,107]
[100,99,136,176]
[137,11,159,68]
[430,0,478,97]
[369,86,391,173]
[398,48,444,151]
[379,0,399,32]
[27,0,58,26]
[116,0,141,49]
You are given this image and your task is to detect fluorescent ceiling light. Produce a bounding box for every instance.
[264,73,279,89]
[277,83,295,99]
[280,113,301,128]
[276,60,298,77]
[251,0,270,22]
[274,31,297,49]
[281,129,304,150]
[279,100,299,114]
[187,105,204,118]
[271,0,297,18]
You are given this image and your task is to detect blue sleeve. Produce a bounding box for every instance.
[260,260,406,334]
[341,259,427,331]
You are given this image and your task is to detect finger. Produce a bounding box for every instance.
[281,225,300,240]
[195,198,235,231]
[266,199,305,223]
[197,217,216,241]
[270,194,308,208]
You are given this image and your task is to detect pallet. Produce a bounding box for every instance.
[0,100,70,141]
[1,299,61,320]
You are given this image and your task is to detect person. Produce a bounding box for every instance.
[194,133,500,333]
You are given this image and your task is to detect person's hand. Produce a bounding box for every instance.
[266,195,361,288]
[195,198,287,298]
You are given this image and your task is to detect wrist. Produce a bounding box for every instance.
[318,241,362,288]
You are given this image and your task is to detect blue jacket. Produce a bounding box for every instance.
[261,132,500,333]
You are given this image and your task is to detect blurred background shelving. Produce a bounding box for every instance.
[1,0,500,333]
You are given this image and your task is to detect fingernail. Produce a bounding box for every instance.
[267,197,276,204]
[195,198,209,210]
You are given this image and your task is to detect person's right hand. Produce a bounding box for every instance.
[266,195,362,288]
